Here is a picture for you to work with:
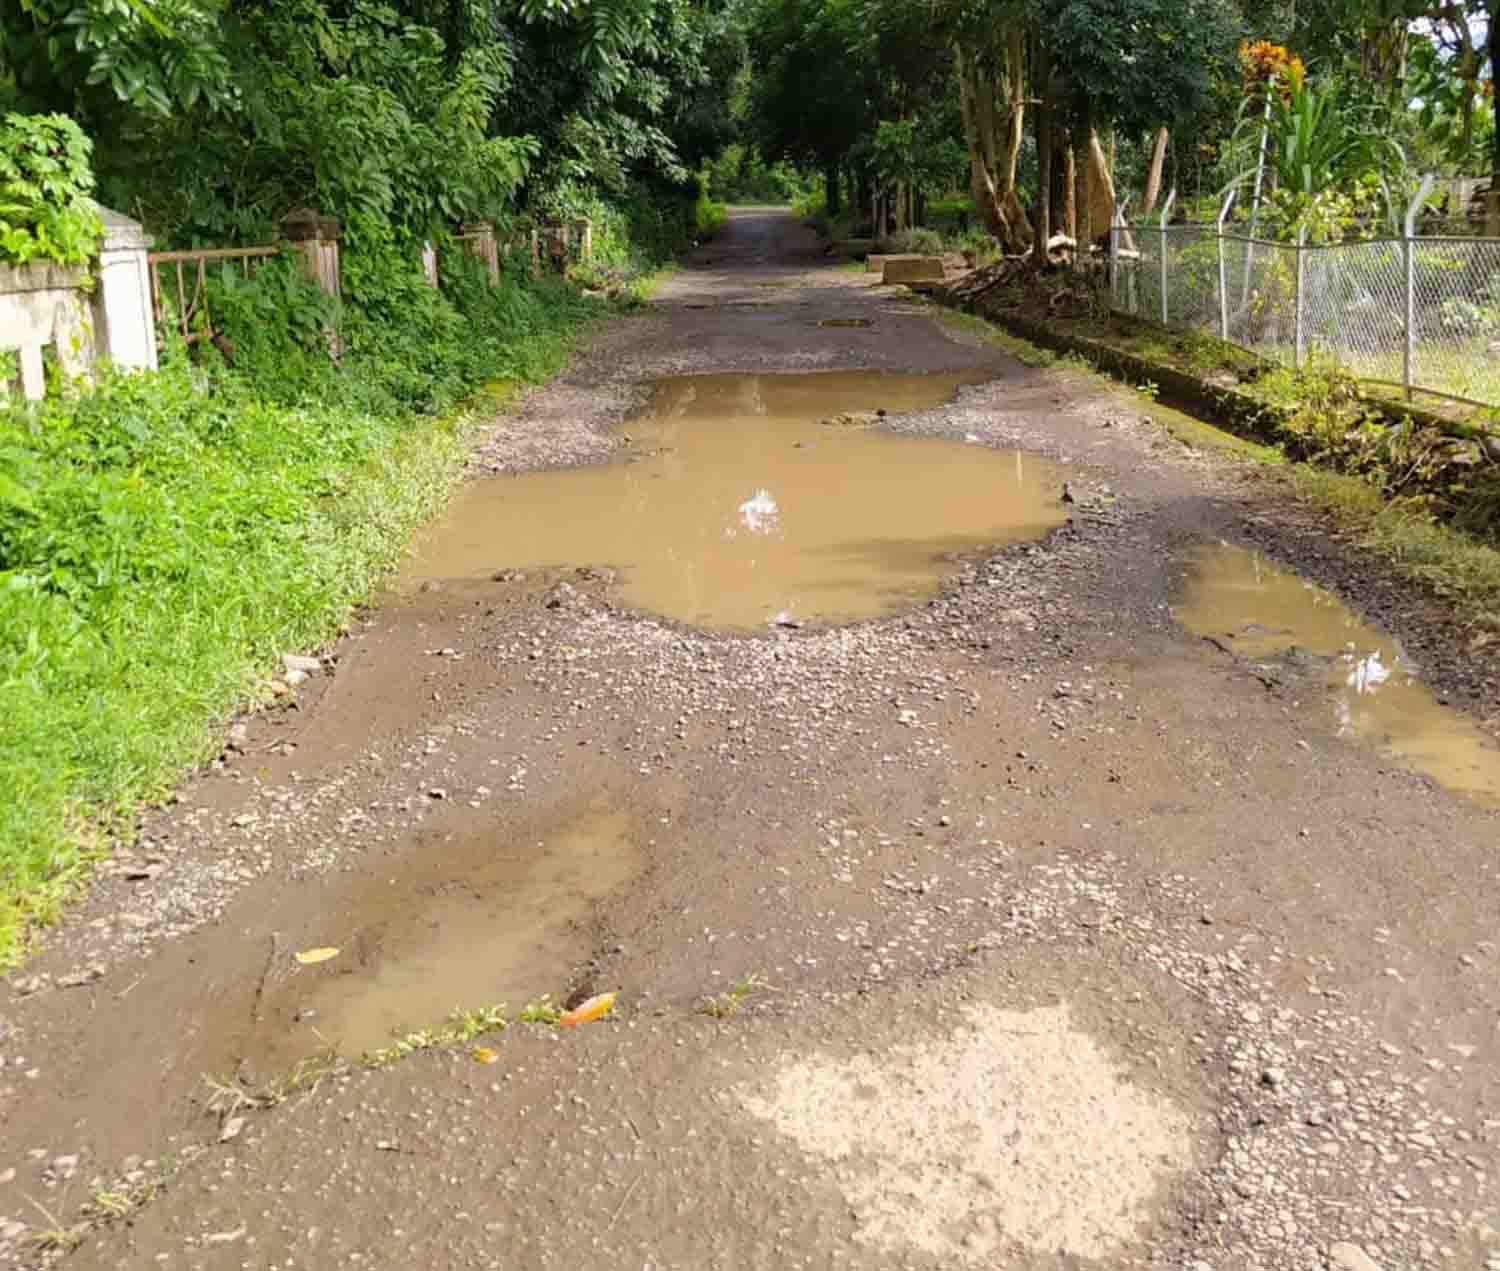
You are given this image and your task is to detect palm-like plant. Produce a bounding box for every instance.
[1263,78,1402,199]
[1226,74,1407,238]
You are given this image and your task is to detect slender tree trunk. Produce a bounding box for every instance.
[1062,145,1077,239]
[824,164,841,218]
[1141,127,1169,215]
[1073,103,1092,264]
[955,37,1031,253]
[1088,131,1117,235]
[1032,40,1053,264]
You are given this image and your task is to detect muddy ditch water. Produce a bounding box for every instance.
[403,370,1070,628]
[1176,543,1500,803]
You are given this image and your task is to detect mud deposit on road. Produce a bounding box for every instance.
[405,370,1068,627]
[739,1002,1194,1263]
[252,805,644,1065]
[1176,544,1500,802]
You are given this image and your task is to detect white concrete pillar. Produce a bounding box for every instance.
[90,205,158,372]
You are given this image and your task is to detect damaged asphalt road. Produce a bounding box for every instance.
[2,208,1498,1271]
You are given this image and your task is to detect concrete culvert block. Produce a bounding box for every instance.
[866,253,921,275]
[881,256,945,290]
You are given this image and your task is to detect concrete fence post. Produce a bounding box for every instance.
[91,205,158,373]
[1216,189,1236,342]
[543,221,569,273]
[281,209,343,358]
[280,209,342,300]
[572,217,593,263]
[1293,225,1307,369]
[462,221,500,286]
[1403,175,1436,402]
[1159,189,1176,327]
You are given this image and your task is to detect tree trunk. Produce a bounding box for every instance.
[1141,127,1169,215]
[1062,145,1077,240]
[1032,40,1053,265]
[1087,129,1116,242]
[1073,104,1091,265]
[824,165,841,218]
[955,37,1031,254]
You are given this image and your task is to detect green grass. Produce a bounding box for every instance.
[0,266,607,966]
[1288,466,1500,624]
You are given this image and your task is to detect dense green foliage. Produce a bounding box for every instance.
[737,0,1495,250]
[2,0,742,247]
[0,112,103,266]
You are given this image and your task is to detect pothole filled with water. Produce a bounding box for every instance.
[253,805,643,1064]
[405,371,1069,628]
[1175,544,1500,802]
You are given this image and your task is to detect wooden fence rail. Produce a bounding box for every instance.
[147,246,280,344]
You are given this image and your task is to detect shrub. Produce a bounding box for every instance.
[879,227,944,256]
[0,113,103,267]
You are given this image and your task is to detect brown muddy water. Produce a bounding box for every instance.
[253,805,644,1064]
[1176,544,1500,803]
[405,372,1069,628]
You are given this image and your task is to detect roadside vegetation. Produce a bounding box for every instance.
[0,0,745,962]
[2,0,1497,960]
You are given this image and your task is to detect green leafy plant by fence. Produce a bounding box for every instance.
[0,113,103,267]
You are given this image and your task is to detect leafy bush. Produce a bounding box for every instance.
[0,113,104,267]
[693,177,729,240]
[705,144,808,204]
[879,227,944,255]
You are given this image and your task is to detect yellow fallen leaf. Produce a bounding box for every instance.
[294,947,340,965]
[559,991,617,1029]
[471,1046,499,1064]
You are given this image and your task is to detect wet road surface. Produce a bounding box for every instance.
[2,209,1498,1271]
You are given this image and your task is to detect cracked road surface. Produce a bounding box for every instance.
[2,209,1498,1271]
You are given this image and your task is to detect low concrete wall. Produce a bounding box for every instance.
[0,261,92,399]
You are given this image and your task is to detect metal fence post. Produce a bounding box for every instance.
[1109,194,1130,312]
[1403,175,1436,402]
[1216,188,1236,342]
[1159,189,1176,327]
[1294,225,1307,368]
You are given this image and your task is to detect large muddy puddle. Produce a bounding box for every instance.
[405,372,1068,627]
[1176,545,1500,802]
[254,805,643,1064]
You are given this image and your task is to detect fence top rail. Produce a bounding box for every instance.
[147,245,281,264]
[1121,223,1500,250]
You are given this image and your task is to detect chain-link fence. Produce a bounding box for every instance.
[1112,223,1500,409]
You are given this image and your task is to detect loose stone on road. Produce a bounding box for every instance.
[2,209,1497,1271]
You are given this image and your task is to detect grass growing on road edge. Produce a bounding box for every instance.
[1289,468,1500,627]
[0,264,606,967]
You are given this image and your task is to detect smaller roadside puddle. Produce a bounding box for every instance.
[405,371,1069,627]
[1176,544,1500,802]
[251,806,643,1066]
